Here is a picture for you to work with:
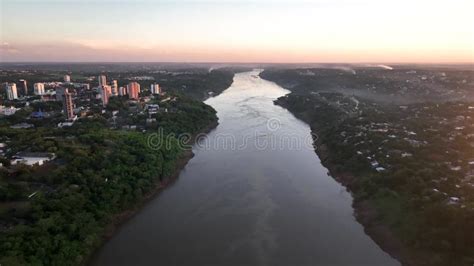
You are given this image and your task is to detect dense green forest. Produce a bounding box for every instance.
[262,68,474,266]
[0,96,218,265]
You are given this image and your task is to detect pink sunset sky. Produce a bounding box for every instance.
[1,0,473,63]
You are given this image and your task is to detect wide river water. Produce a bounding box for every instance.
[92,70,399,266]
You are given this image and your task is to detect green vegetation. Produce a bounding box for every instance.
[0,64,235,265]
[0,95,218,265]
[263,67,474,266]
[163,69,235,100]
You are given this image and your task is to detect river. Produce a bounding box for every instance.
[92,70,399,266]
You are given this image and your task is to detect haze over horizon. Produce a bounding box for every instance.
[1,0,473,63]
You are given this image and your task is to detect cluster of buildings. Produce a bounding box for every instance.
[2,81,56,100]
[97,74,160,106]
[327,94,474,208]
[3,81,53,100]
[3,79,31,100]
[2,73,163,124]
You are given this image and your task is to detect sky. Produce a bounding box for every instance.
[0,0,473,63]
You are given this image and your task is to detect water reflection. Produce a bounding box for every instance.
[92,70,399,266]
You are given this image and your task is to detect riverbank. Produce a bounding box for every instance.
[85,120,219,265]
[91,70,401,266]
[262,67,474,265]
[273,98,427,266]
[312,131,418,266]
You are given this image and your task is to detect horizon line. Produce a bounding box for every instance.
[1,61,473,66]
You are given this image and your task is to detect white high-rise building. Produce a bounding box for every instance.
[63,75,71,82]
[100,85,112,106]
[34,83,45,95]
[111,80,118,96]
[98,75,107,87]
[150,83,161,94]
[6,83,18,100]
[118,86,126,96]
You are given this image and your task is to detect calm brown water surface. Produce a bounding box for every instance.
[92,70,399,266]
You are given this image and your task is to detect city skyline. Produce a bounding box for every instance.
[1,0,473,63]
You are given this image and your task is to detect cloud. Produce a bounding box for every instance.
[0,42,20,53]
[65,39,155,50]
